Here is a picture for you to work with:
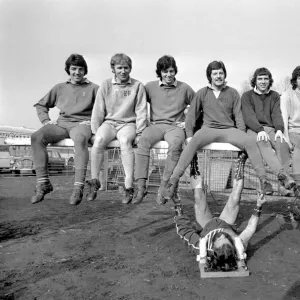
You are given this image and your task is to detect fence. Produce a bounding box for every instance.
[3,138,280,196]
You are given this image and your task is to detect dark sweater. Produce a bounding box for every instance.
[34,81,99,124]
[185,86,246,138]
[145,80,195,124]
[241,89,284,133]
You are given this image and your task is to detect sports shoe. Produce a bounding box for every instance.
[132,185,147,204]
[260,179,273,195]
[161,181,178,200]
[156,187,168,205]
[86,178,101,201]
[278,185,293,197]
[123,187,134,204]
[69,187,84,205]
[31,182,53,204]
[278,172,296,190]
[174,204,183,216]
[234,152,248,180]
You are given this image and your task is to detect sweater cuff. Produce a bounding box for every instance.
[186,130,194,138]
[275,126,284,133]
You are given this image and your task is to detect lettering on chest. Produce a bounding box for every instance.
[113,88,132,97]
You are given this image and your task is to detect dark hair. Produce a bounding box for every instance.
[206,61,227,84]
[290,66,300,90]
[250,67,274,88]
[156,55,178,80]
[207,232,237,271]
[110,53,132,70]
[65,54,88,75]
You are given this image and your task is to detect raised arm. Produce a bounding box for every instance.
[239,193,267,249]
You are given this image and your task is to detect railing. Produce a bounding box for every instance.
[4,137,278,195]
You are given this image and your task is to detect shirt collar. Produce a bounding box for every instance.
[159,79,177,87]
[254,86,271,95]
[67,78,90,84]
[112,77,132,85]
[207,82,227,91]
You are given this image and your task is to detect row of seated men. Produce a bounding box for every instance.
[30,53,300,209]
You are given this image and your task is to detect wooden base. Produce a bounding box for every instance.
[200,268,250,278]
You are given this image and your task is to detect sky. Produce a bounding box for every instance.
[0,0,300,130]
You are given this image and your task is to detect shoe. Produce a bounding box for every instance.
[31,182,53,204]
[86,179,101,201]
[278,172,296,190]
[156,187,168,205]
[174,204,183,216]
[278,185,293,197]
[161,181,177,200]
[132,185,147,204]
[123,187,134,204]
[69,187,83,205]
[260,179,273,195]
[234,152,248,180]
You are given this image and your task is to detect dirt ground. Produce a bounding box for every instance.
[1,176,300,300]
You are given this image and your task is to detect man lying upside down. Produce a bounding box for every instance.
[174,153,266,272]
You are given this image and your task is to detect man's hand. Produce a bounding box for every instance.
[256,192,267,207]
[79,120,91,126]
[175,121,185,129]
[274,130,287,143]
[257,131,269,142]
[44,120,57,126]
[185,137,193,144]
[134,135,141,145]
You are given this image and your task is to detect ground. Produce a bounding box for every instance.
[1,176,300,300]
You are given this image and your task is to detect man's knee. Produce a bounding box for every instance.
[31,130,44,146]
[168,139,184,159]
[74,133,88,146]
[119,136,134,148]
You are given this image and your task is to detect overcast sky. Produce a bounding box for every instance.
[0,0,300,129]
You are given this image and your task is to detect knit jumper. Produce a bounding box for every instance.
[281,88,300,137]
[145,80,195,124]
[34,80,99,124]
[241,89,284,133]
[185,86,245,138]
[91,77,147,135]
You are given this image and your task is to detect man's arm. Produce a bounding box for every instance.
[33,85,59,124]
[91,84,106,134]
[280,91,292,147]
[185,90,204,138]
[232,90,246,132]
[135,83,148,137]
[239,193,266,249]
[271,92,285,133]
[185,84,196,106]
[241,92,264,133]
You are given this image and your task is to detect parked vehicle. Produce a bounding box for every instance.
[10,149,65,174]
[0,145,13,171]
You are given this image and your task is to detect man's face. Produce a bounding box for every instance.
[256,74,270,93]
[161,67,176,85]
[296,76,300,90]
[69,65,85,84]
[211,69,225,88]
[113,64,131,83]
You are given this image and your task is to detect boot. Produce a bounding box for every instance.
[69,187,84,205]
[123,187,134,204]
[278,172,296,190]
[86,179,101,201]
[156,180,168,205]
[132,185,147,204]
[260,179,273,195]
[31,182,53,204]
[234,152,248,180]
[161,180,178,200]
